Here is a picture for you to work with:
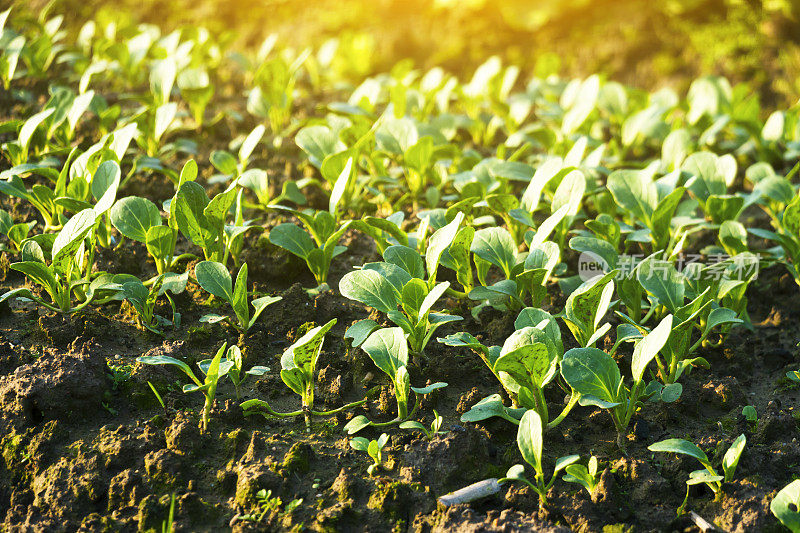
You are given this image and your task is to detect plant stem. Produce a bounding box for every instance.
[546,390,579,430]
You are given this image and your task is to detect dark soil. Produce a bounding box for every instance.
[1,18,799,531]
[0,213,797,532]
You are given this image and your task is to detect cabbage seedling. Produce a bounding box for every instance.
[562,456,601,496]
[399,410,446,440]
[343,327,447,434]
[439,307,576,428]
[350,433,389,475]
[606,168,690,253]
[562,271,616,348]
[466,211,567,311]
[340,214,464,354]
[500,410,580,507]
[0,208,118,315]
[177,68,214,128]
[751,189,800,290]
[171,173,255,266]
[269,208,352,287]
[113,272,187,333]
[648,434,746,514]
[137,343,234,432]
[210,125,265,179]
[195,261,281,332]
[241,319,369,430]
[561,314,673,450]
[0,30,24,90]
[225,344,269,400]
[636,254,742,385]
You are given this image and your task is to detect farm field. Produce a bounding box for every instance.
[2,1,800,532]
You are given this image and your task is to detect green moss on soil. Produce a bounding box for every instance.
[281,442,312,475]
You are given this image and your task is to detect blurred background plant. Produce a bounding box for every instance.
[10,0,798,107]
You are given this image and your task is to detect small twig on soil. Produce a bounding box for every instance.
[438,478,503,506]
[688,510,720,532]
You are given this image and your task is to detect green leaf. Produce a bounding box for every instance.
[250,295,281,328]
[569,236,617,272]
[770,480,800,533]
[495,327,554,389]
[719,220,749,255]
[703,307,743,336]
[561,347,622,408]
[607,169,656,225]
[471,226,517,278]
[281,318,337,376]
[339,269,400,314]
[683,152,729,202]
[232,263,249,326]
[426,211,464,282]
[210,150,238,175]
[179,159,198,186]
[137,355,199,386]
[631,314,673,383]
[437,331,487,353]
[195,261,233,303]
[363,262,412,292]
[401,278,428,319]
[296,125,339,168]
[110,196,162,242]
[551,169,585,217]
[503,464,528,483]
[204,343,230,385]
[722,434,746,482]
[687,469,723,486]
[459,394,525,424]
[0,287,36,302]
[385,245,425,279]
[647,438,709,464]
[91,160,120,214]
[554,455,581,476]
[399,421,427,432]
[174,181,213,249]
[345,319,380,348]
[637,255,684,312]
[204,185,237,230]
[145,226,174,262]
[517,410,544,475]
[19,108,55,152]
[405,136,434,173]
[344,415,373,435]
[52,208,97,266]
[329,157,353,214]
[269,223,315,259]
[520,158,564,213]
[418,281,449,319]
[707,194,744,223]
[154,103,177,140]
[562,75,599,134]
[515,308,562,353]
[564,271,616,345]
[445,225,475,290]
[11,261,58,299]
[280,367,305,396]
[361,327,408,381]
[410,382,448,394]
[651,187,685,240]
[661,383,683,403]
[239,124,265,163]
[376,118,418,155]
